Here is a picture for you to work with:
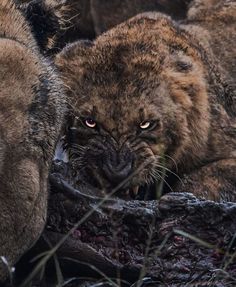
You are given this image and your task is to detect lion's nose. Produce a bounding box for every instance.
[104,160,133,184]
[102,147,133,184]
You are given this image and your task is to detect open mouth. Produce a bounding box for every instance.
[116,182,161,200]
[53,140,166,201]
[51,160,162,201]
[52,141,165,201]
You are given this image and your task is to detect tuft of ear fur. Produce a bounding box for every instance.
[17,0,95,55]
[17,0,67,54]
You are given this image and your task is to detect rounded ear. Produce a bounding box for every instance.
[17,0,61,54]
[18,0,95,55]
[54,39,94,79]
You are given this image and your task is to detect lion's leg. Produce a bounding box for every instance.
[174,159,236,202]
[0,156,48,282]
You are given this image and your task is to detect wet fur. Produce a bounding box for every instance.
[0,0,65,282]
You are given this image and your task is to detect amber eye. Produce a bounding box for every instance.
[85,118,96,128]
[139,121,151,130]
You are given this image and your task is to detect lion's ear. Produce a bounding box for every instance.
[55,40,93,79]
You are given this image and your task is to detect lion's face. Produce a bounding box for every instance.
[56,14,209,199]
[66,83,183,198]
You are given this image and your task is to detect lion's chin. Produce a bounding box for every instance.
[51,154,162,201]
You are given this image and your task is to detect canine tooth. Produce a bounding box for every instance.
[125,189,130,195]
[133,186,139,196]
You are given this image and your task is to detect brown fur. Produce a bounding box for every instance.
[0,0,65,282]
[186,0,236,83]
[55,2,236,201]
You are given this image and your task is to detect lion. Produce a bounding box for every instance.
[0,0,65,282]
[55,0,236,202]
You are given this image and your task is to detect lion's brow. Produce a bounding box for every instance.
[139,107,146,121]
[79,105,98,117]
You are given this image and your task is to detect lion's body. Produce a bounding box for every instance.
[0,0,65,282]
[186,0,236,83]
[55,0,236,202]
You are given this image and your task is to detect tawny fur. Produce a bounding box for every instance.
[187,0,236,83]
[55,1,236,201]
[0,0,65,282]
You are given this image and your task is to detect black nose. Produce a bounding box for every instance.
[103,147,133,184]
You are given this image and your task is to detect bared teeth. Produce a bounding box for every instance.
[133,186,139,196]
[125,189,130,196]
